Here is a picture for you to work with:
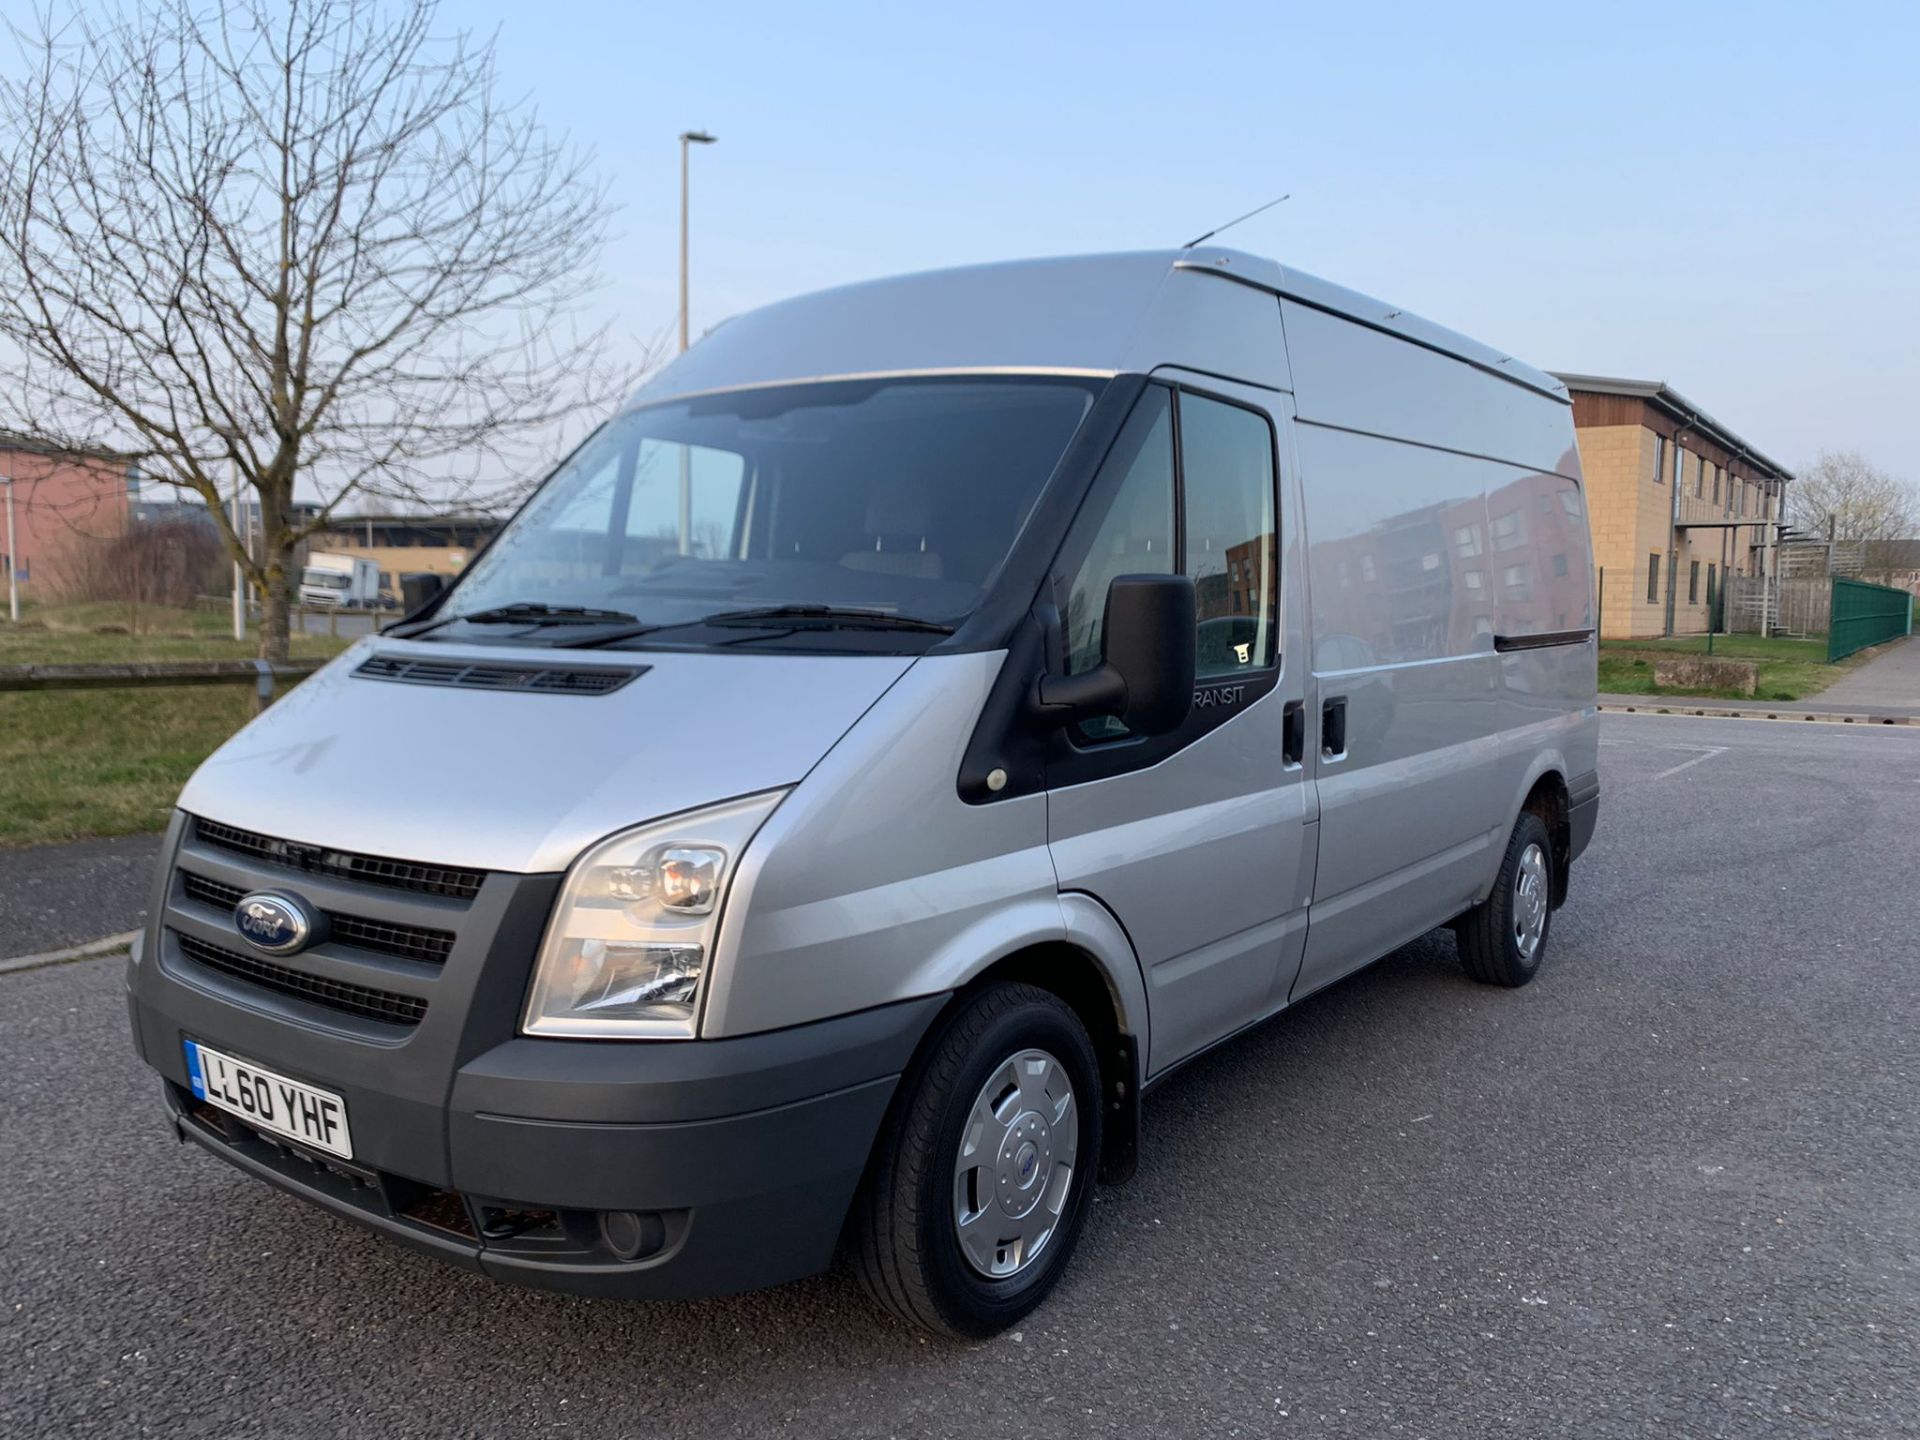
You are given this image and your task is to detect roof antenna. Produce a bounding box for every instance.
[1182,193,1290,250]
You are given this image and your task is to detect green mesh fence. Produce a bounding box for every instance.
[1828,578,1914,662]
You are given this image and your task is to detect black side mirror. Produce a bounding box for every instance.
[1035,574,1196,736]
[399,572,447,619]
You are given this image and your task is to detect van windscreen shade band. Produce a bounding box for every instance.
[1492,629,1595,653]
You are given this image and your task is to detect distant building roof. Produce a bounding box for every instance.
[1550,374,1794,483]
[0,429,133,465]
[321,512,503,527]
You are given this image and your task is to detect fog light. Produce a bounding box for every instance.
[599,1208,666,1262]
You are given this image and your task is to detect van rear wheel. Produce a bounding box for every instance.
[850,982,1101,1337]
[1456,811,1554,987]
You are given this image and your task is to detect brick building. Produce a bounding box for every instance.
[0,432,135,596]
[1551,376,1793,639]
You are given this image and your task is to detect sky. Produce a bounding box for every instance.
[446,0,1919,483]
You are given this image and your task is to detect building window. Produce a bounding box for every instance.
[1707,562,1717,608]
[1711,468,1720,505]
[1503,562,1531,598]
[1464,570,1484,591]
[1360,554,1375,582]
[1652,435,1666,486]
[1673,445,1685,489]
[1647,552,1661,603]
[1697,463,1707,499]
[1454,524,1482,557]
[1688,560,1700,603]
[1490,510,1526,551]
[1552,551,1569,577]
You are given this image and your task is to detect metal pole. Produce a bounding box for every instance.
[230,462,245,641]
[4,465,17,624]
[676,131,715,556]
[678,136,691,355]
[676,130,716,355]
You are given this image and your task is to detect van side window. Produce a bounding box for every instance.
[1180,393,1278,677]
[1062,387,1175,679]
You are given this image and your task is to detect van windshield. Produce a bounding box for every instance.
[434,377,1101,645]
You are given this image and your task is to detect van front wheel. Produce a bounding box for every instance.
[850,982,1102,1337]
[1456,811,1555,987]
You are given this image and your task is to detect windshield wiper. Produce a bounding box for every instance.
[396,601,640,639]
[550,603,956,650]
[699,604,956,634]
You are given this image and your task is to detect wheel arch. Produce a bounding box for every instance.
[1517,767,1572,907]
[896,898,1149,1187]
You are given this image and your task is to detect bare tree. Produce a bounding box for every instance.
[0,0,636,659]
[1789,450,1919,581]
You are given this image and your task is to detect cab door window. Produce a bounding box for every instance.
[1055,384,1279,743]
[1181,392,1278,677]
[1062,386,1175,678]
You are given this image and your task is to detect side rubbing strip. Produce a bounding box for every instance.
[1493,629,1595,653]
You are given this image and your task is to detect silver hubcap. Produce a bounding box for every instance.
[1513,842,1548,960]
[952,1048,1079,1279]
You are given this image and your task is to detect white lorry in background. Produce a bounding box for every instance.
[298,552,381,607]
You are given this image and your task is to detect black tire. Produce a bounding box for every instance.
[850,982,1102,1337]
[1456,810,1555,987]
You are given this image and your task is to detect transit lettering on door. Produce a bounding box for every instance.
[1193,684,1246,710]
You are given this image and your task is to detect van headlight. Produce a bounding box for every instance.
[522,791,786,1039]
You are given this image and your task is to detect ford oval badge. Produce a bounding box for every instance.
[234,892,314,955]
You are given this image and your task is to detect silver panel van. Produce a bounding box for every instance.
[126,250,1599,1335]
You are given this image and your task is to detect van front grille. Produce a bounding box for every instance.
[180,872,456,965]
[192,817,485,902]
[173,931,428,1028]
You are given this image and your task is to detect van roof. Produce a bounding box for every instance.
[630,250,1567,408]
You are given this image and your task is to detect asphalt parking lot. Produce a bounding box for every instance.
[3,711,1917,1439]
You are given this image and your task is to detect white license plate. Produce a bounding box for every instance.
[184,1040,353,1159]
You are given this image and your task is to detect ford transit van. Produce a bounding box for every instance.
[127,250,1599,1336]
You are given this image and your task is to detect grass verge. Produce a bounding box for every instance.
[1,603,351,849]
[1599,633,1854,701]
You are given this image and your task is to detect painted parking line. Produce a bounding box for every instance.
[1648,745,1728,781]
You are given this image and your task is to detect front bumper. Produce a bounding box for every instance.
[1568,768,1600,862]
[128,812,945,1300]
[139,984,944,1299]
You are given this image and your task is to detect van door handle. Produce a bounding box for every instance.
[1282,699,1305,766]
[1321,695,1348,759]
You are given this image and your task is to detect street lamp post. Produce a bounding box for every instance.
[677,130,717,555]
[678,130,717,354]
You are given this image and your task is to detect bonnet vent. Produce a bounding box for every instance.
[354,654,645,696]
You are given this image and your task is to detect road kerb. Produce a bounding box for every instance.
[0,929,140,977]
[1599,702,1917,726]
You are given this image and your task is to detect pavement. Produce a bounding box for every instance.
[3,712,1919,1438]
[1603,634,1919,720]
[1818,633,1920,711]
[0,834,161,957]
